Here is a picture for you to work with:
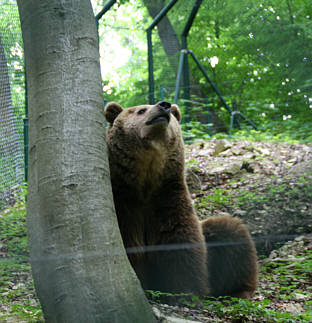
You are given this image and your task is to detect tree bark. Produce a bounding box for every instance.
[17,1,155,322]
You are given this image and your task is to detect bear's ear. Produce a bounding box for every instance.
[171,104,181,122]
[105,102,123,124]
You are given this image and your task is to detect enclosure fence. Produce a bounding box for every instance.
[0,0,25,209]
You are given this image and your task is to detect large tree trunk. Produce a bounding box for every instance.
[17,1,155,322]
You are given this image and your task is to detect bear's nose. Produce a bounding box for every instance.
[157,101,171,113]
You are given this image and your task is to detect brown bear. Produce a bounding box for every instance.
[104,100,258,299]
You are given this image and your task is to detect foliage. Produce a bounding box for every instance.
[93,0,312,142]
[1,183,311,322]
[257,237,312,322]
[1,1,311,321]
[0,187,44,322]
[194,172,312,219]
[149,287,311,322]
[95,0,151,107]
[0,1,26,200]
[187,0,312,132]
[149,233,312,322]
[0,0,25,120]
[0,203,27,259]
[182,121,312,144]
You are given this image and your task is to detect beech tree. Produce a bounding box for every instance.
[17,0,155,322]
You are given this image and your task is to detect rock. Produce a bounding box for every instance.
[234,209,247,216]
[152,306,201,323]
[226,162,243,175]
[212,139,232,156]
[280,303,304,315]
[244,152,255,159]
[231,147,244,156]
[185,168,202,192]
[219,149,233,157]
[218,212,231,217]
[209,162,243,175]
[165,317,200,323]
[197,149,211,157]
[293,292,308,300]
[210,166,227,174]
[288,160,312,177]
[256,147,271,156]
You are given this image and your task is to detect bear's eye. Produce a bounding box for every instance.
[137,108,147,115]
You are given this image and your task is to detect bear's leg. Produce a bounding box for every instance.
[145,220,210,300]
[201,216,258,298]
[128,254,149,290]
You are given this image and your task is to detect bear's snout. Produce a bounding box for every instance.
[145,102,171,126]
[157,101,171,113]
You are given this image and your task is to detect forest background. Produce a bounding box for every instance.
[94,0,312,142]
[0,0,311,322]
[1,0,312,144]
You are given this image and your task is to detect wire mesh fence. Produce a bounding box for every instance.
[0,2,311,321]
[0,0,25,209]
[96,0,312,138]
[0,0,311,210]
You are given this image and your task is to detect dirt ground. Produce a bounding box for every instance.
[185,139,312,255]
[152,139,312,322]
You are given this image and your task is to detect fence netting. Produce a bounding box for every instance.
[96,0,312,137]
[0,0,311,210]
[0,0,25,209]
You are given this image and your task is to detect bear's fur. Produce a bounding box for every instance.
[202,216,258,298]
[104,101,258,299]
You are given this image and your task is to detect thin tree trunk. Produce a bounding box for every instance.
[286,0,298,38]
[286,0,295,25]
[143,0,181,71]
[17,1,155,322]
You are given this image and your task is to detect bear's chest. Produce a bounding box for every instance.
[116,201,162,246]
[134,144,167,191]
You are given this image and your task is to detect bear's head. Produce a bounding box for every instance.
[104,101,182,144]
[104,101,184,187]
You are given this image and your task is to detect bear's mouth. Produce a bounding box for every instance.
[145,112,170,126]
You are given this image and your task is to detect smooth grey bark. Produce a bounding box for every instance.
[17,1,156,322]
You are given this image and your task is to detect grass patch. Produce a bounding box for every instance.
[195,174,312,212]
[1,186,311,322]
[0,196,44,322]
